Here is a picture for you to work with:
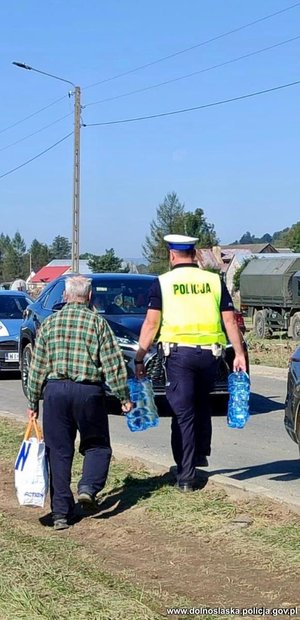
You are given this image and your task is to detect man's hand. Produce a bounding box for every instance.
[135,361,146,379]
[233,354,247,372]
[222,311,247,373]
[121,401,133,414]
[27,408,38,420]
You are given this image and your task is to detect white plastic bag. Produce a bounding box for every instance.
[15,420,48,507]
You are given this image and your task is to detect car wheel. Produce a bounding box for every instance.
[291,313,300,342]
[21,343,32,398]
[254,310,269,339]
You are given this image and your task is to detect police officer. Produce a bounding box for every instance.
[134,234,246,492]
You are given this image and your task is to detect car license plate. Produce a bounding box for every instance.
[5,352,19,362]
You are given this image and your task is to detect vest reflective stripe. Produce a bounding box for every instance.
[158,267,227,345]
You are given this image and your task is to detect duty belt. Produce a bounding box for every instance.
[168,343,223,357]
[169,343,213,350]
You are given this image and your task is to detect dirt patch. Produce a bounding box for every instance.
[2,461,300,612]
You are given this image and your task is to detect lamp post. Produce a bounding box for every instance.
[12,62,81,273]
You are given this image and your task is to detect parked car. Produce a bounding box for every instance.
[19,273,248,410]
[0,291,32,372]
[284,346,300,454]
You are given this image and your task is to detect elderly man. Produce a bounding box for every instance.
[134,234,246,492]
[27,275,132,530]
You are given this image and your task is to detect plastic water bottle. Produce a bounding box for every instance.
[227,371,250,429]
[126,377,159,432]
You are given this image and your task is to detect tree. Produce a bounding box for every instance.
[1,232,27,280]
[88,248,128,273]
[233,258,254,292]
[0,234,11,281]
[238,231,256,244]
[12,231,26,256]
[50,235,71,259]
[285,222,300,252]
[79,252,93,260]
[143,193,220,273]
[261,233,272,243]
[29,239,50,272]
[184,208,218,247]
[143,192,186,273]
[2,246,26,280]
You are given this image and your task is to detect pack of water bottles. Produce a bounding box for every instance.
[126,377,159,432]
[227,371,250,429]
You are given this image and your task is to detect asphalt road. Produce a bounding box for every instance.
[1,368,299,507]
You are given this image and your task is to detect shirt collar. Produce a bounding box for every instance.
[171,263,199,270]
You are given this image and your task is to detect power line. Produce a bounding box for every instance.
[85,34,300,109]
[83,1,300,91]
[0,132,73,180]
[0,112,73,153]
[84,78,300,127]
[0,94,68,136]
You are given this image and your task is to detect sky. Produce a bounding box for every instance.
[1,0,300,259]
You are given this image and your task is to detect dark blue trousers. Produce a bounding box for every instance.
[43,380,112,519]
[165,347,218,484]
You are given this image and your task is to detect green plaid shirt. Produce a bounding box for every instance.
[27,302,129,411]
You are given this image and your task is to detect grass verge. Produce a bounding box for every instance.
[1,417,300,619]
[244,319,297,368]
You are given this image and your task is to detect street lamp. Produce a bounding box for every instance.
[12,61,81,273]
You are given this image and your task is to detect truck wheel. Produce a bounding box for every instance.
[21,343,32,398]
[291,313,300,341]
[254,310,269,339]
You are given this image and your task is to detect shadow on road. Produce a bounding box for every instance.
[95,470,208,520]
[250,392,284,415]
[156,393,285,417]
[0,372,20,381]
[210,458,300,482]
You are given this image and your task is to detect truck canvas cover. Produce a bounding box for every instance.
[240,256,300,307]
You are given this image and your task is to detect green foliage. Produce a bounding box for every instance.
[231,225,298,248]
[285,221,300,252]
[143,193,218,274]
[79,252,93,260]
[0,234,11,281]
[233,257,253,292]
[29,239,50,272]
[143,192,185,273]
[50,235,71,259]
[88,248,128,273]
[1,232,27,280]
[184,208,218,247]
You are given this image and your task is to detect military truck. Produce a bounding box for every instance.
[240,256,300,340]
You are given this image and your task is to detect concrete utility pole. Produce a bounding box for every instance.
[72,86,81,274]
[12,62,81,273]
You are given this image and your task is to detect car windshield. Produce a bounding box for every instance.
[91,278,154,315]
[0,295,30,319]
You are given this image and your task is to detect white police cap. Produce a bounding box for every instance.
[164,234,198,251]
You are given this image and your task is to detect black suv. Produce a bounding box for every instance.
[20,273,248,409]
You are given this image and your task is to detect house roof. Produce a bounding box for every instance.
[227,250,253,267]
[47,259,93,273]
[195,248,226,272]
[31,265,69,283]
[221,243,277,253]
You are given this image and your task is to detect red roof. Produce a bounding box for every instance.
[31,265,69,283]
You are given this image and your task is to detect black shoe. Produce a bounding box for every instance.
[175,481,195,493]
[195,455,209,467]
[77,490,94,505]
[78,489,103,509]
[53,517,69,531]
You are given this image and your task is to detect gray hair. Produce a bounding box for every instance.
[65,276,92,301]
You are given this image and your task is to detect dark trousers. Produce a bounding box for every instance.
[165,347,218,484]
[43,380,112,519]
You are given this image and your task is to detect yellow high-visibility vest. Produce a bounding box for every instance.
[158,267,227,345]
